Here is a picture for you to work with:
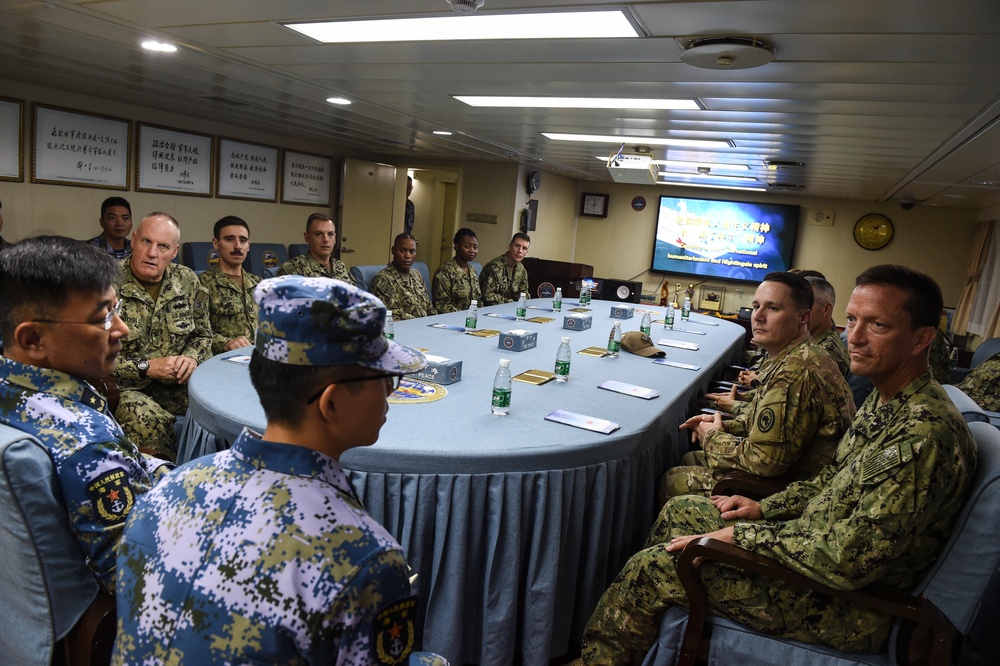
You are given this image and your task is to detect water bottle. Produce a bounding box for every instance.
[554,336,571,382]
[491,358,512,415]
[607,322,622,358]
[516,292,527,320]
[465,299,478,330]
[640,312,652,336]
[385,310,395,340]
[581,283,591,305]
[664,302,675,329]
[553,287,562,312]
[681,294,691,323]
[949,347,959,370]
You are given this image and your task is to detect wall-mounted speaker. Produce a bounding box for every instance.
[597,278,642,303]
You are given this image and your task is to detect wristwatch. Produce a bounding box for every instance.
[137,359,149,378]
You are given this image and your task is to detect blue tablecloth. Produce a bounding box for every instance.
[178,299,744,665]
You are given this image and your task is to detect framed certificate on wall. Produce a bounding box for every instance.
[0,97,24,181]
[136,123,213,196]
[216,137,279,201]
[281,149,332,205]
[32,104,130,189]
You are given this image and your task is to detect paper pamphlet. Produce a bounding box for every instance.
[545,409,620,434]
[657,339,700,351]
[224,355,251,365]
[652,358,702,371]
[597,380,659,399]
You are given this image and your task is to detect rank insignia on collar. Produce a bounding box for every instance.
[86,470,134,524]
[373,595,418,664]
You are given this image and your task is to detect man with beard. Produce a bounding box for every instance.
[200,216,260,354]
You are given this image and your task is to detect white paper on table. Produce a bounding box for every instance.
[544,409,620,434]
[598,380,659,400]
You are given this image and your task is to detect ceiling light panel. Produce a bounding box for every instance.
[545,133,731,149]
[455,96,699,110]
[283,11,638,44]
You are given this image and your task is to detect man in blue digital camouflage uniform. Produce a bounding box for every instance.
[0,236,172,594]
[580,265,977,663]
[113,276,448,665]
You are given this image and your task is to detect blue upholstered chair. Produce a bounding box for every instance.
[288,243,308,259]
[246,242,288,278]
[943,384,989,424]
[0,423,115,665]
[349,264,384,293]
[643,420,1000,666]
[412,261,432,300]
[951,336,1000,384]
[180,241,217,275]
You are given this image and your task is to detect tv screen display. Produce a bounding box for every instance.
[650,195,801,283]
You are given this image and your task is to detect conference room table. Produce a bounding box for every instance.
[177,298,745,665]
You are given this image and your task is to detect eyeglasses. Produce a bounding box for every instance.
[306,372,405,404]
[32,300,122,331]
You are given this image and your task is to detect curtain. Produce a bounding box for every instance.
[967,225,1000,337]
[953,221,993,333]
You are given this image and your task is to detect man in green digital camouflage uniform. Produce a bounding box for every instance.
[276,212,355,284]
[663,272,855,501]
[479,232,530,306]
[580,265,977,664]
[199,216,260,354]
[433,227,481,313]
[720,276,850,419]
[112,276,446,665]
[957,351,1000,411]
[114,213,212,460]
[929,326,953,384]
[371,233,436,320]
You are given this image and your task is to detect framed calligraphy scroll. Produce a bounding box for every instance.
[0,97,24,181]
[216,137,279,201]
[136,124,213,196]
[32,104,129,189]
[281,149,332,206]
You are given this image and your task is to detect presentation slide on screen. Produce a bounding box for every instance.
[651,197,799,283]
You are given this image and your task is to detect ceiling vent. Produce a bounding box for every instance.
[764,159,805,169]
[767,182,804,191]
[678,36,774,70]
[447,0,485,13]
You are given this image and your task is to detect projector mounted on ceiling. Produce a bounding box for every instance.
[607,154,658,184]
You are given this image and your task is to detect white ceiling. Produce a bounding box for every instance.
[4,0,1000,209]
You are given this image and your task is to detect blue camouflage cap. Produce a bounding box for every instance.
[254,276,426,373]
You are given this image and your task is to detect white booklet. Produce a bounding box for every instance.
[657,338,700,351]
[652,358,702,371]
[598,380,659,400]
[545,409,620,434]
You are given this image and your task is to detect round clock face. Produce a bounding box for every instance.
[853,213,894,251]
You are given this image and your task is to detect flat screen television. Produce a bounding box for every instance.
[650,195,801,283]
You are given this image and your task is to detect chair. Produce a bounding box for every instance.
[288,243,308,259]
[246,242,288,277]
[470,260,483,277]
[943,384,989,424]
[0,423,115,665]
[950,336,1000,383]
[644,420,1000,666]
[412,261,433,300]
[349,264,385,293]
[180,241,218,275]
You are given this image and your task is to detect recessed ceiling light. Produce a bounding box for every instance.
[546,133,730,149]
[455,96,699,110]
[326,97,352,105]
[659,171,757,182]
[653,159,750,171]
[658,180,767,192]
[433,130,454,136]
[283,10,638,43]
[141,40,177,53]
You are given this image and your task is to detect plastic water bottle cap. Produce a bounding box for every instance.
[561,336,570,344]
[499,358,510,368]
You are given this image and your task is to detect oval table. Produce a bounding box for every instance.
[178,298,745,665]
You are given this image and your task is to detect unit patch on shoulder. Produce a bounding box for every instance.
[85,469,134,523]
[757,406,776,433]
[372,595,418,664]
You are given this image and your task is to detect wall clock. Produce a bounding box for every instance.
[853,213,894,251]
[580,192,609,218]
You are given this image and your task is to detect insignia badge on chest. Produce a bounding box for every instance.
[861,444,902,482]
[757,406,776,433]
[85,470,134,523]
[372,595,418,664]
